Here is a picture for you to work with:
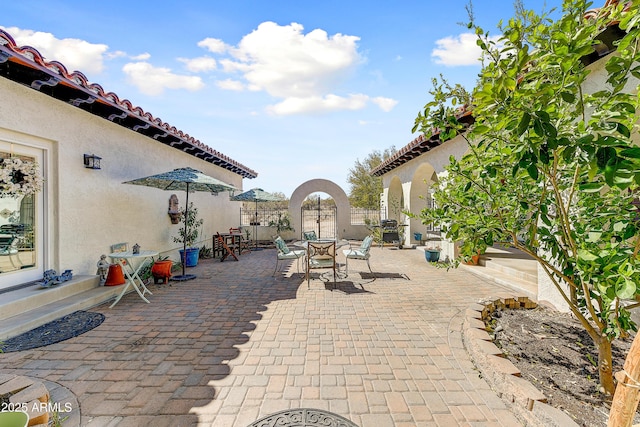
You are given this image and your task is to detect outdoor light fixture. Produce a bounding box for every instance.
[83,154,101,170]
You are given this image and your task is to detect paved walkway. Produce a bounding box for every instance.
[0,245,524,426]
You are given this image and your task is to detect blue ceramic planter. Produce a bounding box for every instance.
[179,247,200,267]
[424,249,440,262]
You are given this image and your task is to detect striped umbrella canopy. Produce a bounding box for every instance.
[230,187,283,203]
[124,167,238,280]
[231,188,284,250]
[123,167,238,194]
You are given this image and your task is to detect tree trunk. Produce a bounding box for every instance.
[608,332,640,427]
[598,336,616,396]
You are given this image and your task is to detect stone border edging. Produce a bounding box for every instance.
[0,375,80,427]
[462,296,580,427]
[0,373,49,426]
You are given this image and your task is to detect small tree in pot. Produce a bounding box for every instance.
[173,202,203,266]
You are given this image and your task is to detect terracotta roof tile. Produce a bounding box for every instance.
[0,29,257,179]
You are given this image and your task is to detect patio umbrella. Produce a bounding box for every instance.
[231,188,283,250]
[123,167,238,281]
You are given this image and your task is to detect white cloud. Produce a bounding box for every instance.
[131,52,151,61]
[431,32,501,66]
[266,93,369,115]
[371,97,398,112]
[198,21,397,115]
[197,37,228,54]
[107,50,127,60]
[1,26,108,74]
[179,56,217,72]
[229,22,361,99]
[216,78,244,91]
[122,62,205,96]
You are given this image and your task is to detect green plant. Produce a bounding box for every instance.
[50,404,69,427]
[364,218,382,244]
[347,146,396,209]
[172,202,203,248]
[268,211,294,234]
[171,261,182,272]
[413,0,640,396]
[199,244,213,259]
[138,255,170,282]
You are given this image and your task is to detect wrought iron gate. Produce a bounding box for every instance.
[301,204,337,239]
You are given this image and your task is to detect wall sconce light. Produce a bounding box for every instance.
[83,154,102,170]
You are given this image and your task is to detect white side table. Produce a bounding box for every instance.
[108,250,158,308]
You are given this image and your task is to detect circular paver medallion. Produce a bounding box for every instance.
[247,408,359,427]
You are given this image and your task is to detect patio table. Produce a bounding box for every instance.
[108,250,158,308]
[293,239,350,279]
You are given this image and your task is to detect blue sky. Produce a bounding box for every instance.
[2,0,566,196]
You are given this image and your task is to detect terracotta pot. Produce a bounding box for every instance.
[465,253,481,265]
[151,260,173,284]
[104,264,126,286]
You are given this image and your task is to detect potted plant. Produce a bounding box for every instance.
[459,232,489,265]
[150,255,173,284]
[173,202,203,267]
[424,244,441,262]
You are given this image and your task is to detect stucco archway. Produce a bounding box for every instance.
[289,179,351,240]
[409,163,438,243]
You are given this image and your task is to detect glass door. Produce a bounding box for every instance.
[0,141,45,290]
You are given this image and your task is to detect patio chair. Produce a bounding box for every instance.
[229,227,250,254]
[306,240,337,289]
[215,232,239,262]
[343,235,374,275]
[302,230,318,241]
[273,236,305,276]
[212,234,224,259]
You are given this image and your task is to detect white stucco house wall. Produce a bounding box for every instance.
[371,2,638,311]
[0,29,257,291]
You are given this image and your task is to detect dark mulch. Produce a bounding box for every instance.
[490,306,639,427]
[1,311,105,352]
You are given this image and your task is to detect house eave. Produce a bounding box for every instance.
[0,29,257,179]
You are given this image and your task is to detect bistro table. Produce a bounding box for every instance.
[108,250,158,308]
[292,239,350,251]
[293,239,351,279]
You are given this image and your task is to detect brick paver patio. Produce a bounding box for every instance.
[0,245,524,426]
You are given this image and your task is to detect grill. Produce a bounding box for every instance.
[380,219,399,244]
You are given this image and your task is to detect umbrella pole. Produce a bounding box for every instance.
[182,183,189,277]
[255,200,258,250]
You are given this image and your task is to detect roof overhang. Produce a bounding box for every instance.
[372,1,629,178]
[0,29,257,179]
[370,110,474,177]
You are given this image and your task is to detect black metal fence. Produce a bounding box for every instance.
[240,208,383,226]
[301,206,337,239]
[350,208,383,225]
[239,208,288,227]
[239,207,440,234]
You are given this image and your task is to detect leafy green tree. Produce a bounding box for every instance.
[347,147,396,209]
[414,0,640,395]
